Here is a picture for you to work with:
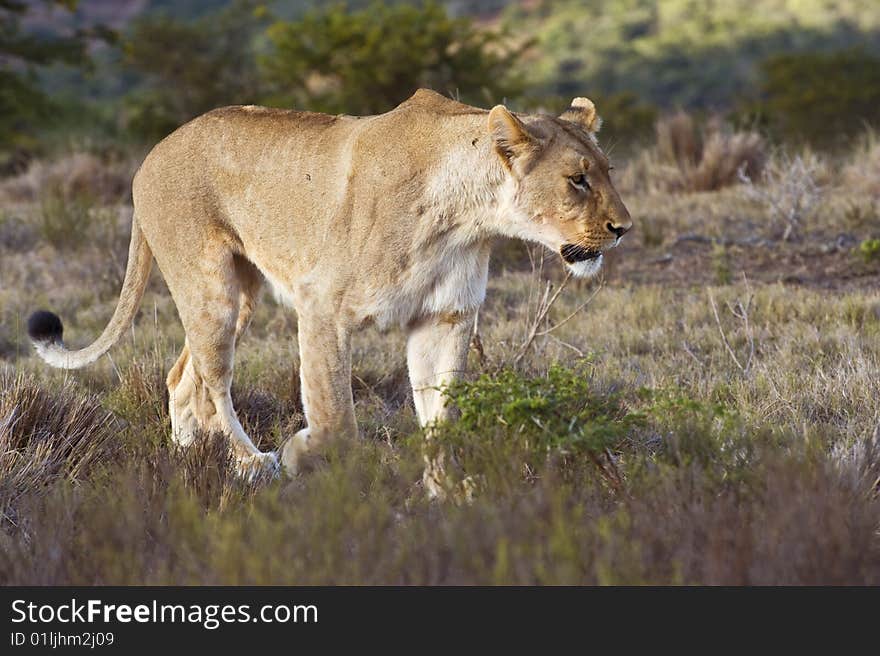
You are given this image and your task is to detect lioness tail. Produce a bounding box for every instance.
[27,216,153,370]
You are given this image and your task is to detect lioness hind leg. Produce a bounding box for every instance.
[166,341,199,447]
[166,258,262,449]
[163,248,276,479]
[232,254,263,345]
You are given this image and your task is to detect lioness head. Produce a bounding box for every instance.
[488,97,632,277]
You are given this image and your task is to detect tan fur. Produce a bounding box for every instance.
[29,89,631,488]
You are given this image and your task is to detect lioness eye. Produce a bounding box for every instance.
[569,174,590,192]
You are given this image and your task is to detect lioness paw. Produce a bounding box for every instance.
[279,428,311,477]
[235,450,280,483]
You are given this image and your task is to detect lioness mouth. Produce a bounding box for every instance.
[560,243,601,264]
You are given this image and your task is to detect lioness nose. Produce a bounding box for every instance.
[606,221,630,238]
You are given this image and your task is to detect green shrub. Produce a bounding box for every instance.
[448,363,640,453]
[636,389,788,487]
[858,238,880,264]
[432,362,644,489]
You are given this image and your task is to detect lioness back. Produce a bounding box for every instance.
[132,91,491,295]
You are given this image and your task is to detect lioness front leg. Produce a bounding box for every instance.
[406,312,475,499]
[280,314,356,475]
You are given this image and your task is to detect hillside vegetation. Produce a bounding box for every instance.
[508,0,880,108]
[7,0,880,162]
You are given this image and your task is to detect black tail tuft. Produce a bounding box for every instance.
[27,310,63,344]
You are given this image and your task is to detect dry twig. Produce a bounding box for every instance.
[707,275,755,374]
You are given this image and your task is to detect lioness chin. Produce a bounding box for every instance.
[26,89,631,495]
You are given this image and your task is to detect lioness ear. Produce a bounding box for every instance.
[488,105,537,166]
[560,97,602,134]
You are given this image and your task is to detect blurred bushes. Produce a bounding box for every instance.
[744,49,880,147]
[5,0,880,162]
[533,92,657,153]
[1,152,133,205]
[121,1,269,143]
[510,0,880,113]
[119,1,526,141]
[842,131,880,196]
[590,91,657,149]
[261,1,526,115]
[37,187,95,250]
[0,0,89,171]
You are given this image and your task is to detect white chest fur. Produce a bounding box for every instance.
[361,239,490,330]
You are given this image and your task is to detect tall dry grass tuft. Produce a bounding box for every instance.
[0,152,134,206]
[655,111,703,171]
[842,130,880,196]
[623,112,766,193]
[175,432,260,510]
[0,371,120,527]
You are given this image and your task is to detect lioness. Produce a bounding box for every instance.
[27,89,631,491]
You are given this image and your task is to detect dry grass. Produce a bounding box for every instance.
[620,112,766,194]
[0,139,879,584]
[0,373,120,529]
[739,152,823,241]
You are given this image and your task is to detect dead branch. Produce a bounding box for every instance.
[536,281,604,336]
[513,272,572,366]
[707,277,755,374]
